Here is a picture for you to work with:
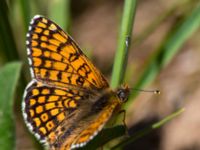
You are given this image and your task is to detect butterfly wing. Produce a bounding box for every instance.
[22,80,117,150]
[22,80,89,141]
[26,15,109,90]
[70,99,119,149]
[47,90,120,150]
[22,15,116,150]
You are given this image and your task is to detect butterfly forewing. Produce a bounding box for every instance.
[26,15,109,90]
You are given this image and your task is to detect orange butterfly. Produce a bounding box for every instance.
[22,15,129,150]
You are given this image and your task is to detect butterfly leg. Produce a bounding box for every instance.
[118,109,129,137]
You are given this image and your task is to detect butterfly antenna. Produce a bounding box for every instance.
[131,88,160,95]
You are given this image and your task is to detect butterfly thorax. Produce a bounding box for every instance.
[89,85,130,113]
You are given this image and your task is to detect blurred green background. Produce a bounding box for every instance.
[0,0,200,150]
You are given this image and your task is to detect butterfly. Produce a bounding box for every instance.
[22,15,129,150]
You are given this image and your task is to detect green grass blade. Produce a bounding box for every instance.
[19,0,31,30]
[49,0,71,32]
[0,62,22,150]
[0,1,19,62]
[111,0,137,88]
[127,3,200,103]
[111,108,185,150]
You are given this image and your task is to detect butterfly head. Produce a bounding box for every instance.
[116,84,130,103]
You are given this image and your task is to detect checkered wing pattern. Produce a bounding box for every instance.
[26,15,108,89]
[23,80,88,141]
[22,15,118,150]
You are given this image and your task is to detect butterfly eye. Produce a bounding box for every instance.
[117,88,129,102]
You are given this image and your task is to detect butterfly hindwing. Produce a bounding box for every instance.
[22,80,93,141]
[48,92,119,150]
[71,100,118,149]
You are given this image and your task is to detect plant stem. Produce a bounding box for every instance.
[111,0,137,88]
